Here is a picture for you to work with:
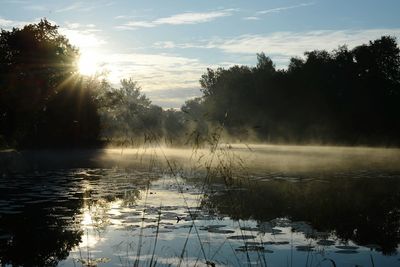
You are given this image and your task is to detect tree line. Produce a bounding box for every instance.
[193,37,400,146]
[1,19,399,148]
[0,19,186,148]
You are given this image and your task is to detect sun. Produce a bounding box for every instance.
[78,53,99,76]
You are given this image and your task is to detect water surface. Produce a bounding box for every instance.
[0,146,399,266]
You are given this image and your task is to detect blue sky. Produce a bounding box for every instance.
[1,0,400,107]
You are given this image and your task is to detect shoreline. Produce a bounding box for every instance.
[1,145,400,174]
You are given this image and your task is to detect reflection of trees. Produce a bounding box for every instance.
[0,169,151,266]
[0,177,83,266]
[201,175,400,254]
[0,208,82,266]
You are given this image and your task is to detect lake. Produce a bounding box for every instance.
[0,145,399,266]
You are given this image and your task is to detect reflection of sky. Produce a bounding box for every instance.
[60,173,400,267]
[3,162,398,266]
[2,0,400,108]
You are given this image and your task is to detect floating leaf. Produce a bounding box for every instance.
[228,235,256,240]
[296,245,314,251]
[317,240,335,246]
[335,250,359,254]
[335,245,359,250]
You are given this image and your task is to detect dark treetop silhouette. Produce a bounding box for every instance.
[1,19,399,148]
[194,37,400,146]
[0,19,100,148]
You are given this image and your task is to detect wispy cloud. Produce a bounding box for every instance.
[0,17,30,29]
[101,53,205,89]
[116,9,234,30]
[0,17,16,28]
[99,52,241,107]
[60,22,106,49]
[155,28,400,56]
[243,16,261,21]
[56,2,83,13]
[146,88,202,108]
[24,5,48,11]
[211,29,400,56]
[122,20,155,29]
[242,2,315,21]
[257,2,315,15]
[154,10,232,25]
[94,52,235,94]
[55,1,114,13]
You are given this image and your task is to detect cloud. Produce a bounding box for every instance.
[56,2,83,13]
[210,29,400,56]
[242,2,315,21]
[146,88,202,108]
[64,22,81,29]
[257,2,315,15]
[0,17,31,29]
[56,1,114,13]
[123,20,155,28]
[24,5,47,11]
[154,28,400,62]
[151,28,400,72]
[153,10,231,25]
[243,17,261,21]
[0,17,16,28]
[59,22,106,50]
[101,53,205,90]
[116,9,233,30]
[94,52,236,98]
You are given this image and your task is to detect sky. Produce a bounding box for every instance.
[1,0,400,108]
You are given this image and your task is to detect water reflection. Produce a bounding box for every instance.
[0,169,155,266]
[0,168,399,266]
[0,171,84,266]
[200,171,400,254]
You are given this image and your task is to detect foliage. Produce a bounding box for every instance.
[1,19,399,148]
[0,19,100,148]
[96,79,189,146]
[193,36,400,145]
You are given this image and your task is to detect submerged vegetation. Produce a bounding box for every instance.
[1,19,400,148]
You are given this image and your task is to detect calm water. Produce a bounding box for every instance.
[0,147,400,266]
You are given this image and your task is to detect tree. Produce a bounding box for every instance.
[193,36,400,145]
[163,109,187,145]
[0,19,100,147]
[97,79,158,144]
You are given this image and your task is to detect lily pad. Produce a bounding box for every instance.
[228,235,256,240]
[275,241,290,245]
[240,226,259,231]
[207,228,235,234]
[335,245,359,250]
[317,240,335,246]
[296,245,314,251]
[335,250,359,254]
[236,245,266,252]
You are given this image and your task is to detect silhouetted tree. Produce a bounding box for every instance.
[0,19,100,147]
[195,36,400,145]
[163,109,187,145]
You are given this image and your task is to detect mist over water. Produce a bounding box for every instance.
[98,144,400,174]
[1,7,400,266]
[1,144,400,266]
[4,143,399,174]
